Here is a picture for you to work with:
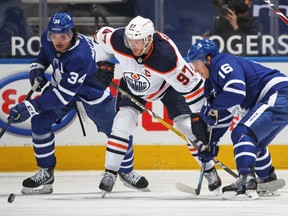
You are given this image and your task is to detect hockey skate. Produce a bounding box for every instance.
[99,171,117,198]
[204,167,222,195]
[119,170,150,192]
[222,173,259,200]
[257,167,286,197]
[21,168,54,195]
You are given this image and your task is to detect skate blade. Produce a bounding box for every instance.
[21,184,53,195]
[222,190,259,200]
[123,182,151,192]
[101,190,107,198]
[212,187,221,196]
[257,179,286,192]
[258,190,281,197]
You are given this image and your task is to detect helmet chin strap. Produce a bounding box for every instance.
[139,39,153,56]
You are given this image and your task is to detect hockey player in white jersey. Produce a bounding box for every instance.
[187,39,287,200]
[8,12,147,195]
[93,16,222,194]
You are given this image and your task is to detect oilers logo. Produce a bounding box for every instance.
[124,72,150,92]
[0,71,76,136]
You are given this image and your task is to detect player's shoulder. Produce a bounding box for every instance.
[145,32,178,73]
[68,34,96,67]
[212,53,239,68]
[95,26,132,56]
[110,28,133,56]
[94,26,114,44]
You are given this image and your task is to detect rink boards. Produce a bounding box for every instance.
[0,59,288,171]
[0,145,287,171]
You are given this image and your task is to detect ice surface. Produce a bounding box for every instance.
[0,170,287,216]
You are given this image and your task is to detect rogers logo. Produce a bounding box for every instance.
[0,71,76,136]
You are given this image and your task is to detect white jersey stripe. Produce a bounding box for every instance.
[244,92,277,127]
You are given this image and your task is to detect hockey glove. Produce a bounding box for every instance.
[9,100,40,123]
[198,142,219,163]
[200,100,218,126]
[95,61,115,88]
[29,62,48,92]
[191,113,209,145]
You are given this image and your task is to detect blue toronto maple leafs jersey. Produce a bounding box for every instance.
[32,30,111,110]
[204,53,288,143]
[208,53,288,117]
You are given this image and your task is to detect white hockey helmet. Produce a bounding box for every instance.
[125,16,155,45]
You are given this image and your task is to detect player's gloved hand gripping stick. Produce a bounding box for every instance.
[0,81,40,140]
[196,110,217,195]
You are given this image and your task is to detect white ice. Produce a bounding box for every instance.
[0,170,287,216]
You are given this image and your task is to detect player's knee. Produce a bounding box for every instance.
[231,124,257,144]
[173,114,192,135]
[112,107,140,136]
[173,114,190,127]
[31,112,56,134]
[31,115,48,134]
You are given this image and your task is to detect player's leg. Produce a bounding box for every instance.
[161,87,221,193]
[255,135,286,195]
[250,92,288,195]
[223,92,288,199]
[114,80,149,191]
[118,135,149,191]
[255,148,285,196]
[21,110,60,195]
[222,124,259,199]
[100,106,141,192]
[84,85,148,193]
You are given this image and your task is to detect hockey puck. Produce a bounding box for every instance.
[7,193,15,203]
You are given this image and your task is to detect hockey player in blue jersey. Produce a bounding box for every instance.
[187,38,287,200]
[8,12,148,195]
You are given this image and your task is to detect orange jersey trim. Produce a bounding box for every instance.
[184,86,204,100]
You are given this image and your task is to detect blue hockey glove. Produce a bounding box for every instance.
[95,61,115,88]
[29,62,48,92]
[191,113,209,145]
[198,142,219,163]
[9,100,39,123]
[200,100,218,126]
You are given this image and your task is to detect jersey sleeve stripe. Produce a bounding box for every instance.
[257,76,288,103]
[224,87,246,96]
[58,84,76,96]
[79,89,111,105]
[52,88,69,105]
[184,86,204,100]
[223,79,246,96]
[145,82,170,100]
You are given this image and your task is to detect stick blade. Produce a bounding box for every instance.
[175,183,197,195]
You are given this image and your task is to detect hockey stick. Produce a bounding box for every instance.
[110,82,238,178]
[195,125,214,195]
[196,163,206,195]
[0,81,40,140]
[75,101,87,137]
[262,0,288,25]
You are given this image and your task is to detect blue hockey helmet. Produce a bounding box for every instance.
[187,39,219,63]
[48,12,74,34]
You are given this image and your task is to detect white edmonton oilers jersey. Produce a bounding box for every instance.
[94,27,204,112]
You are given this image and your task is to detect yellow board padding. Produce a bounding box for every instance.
[0,145,287,171]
